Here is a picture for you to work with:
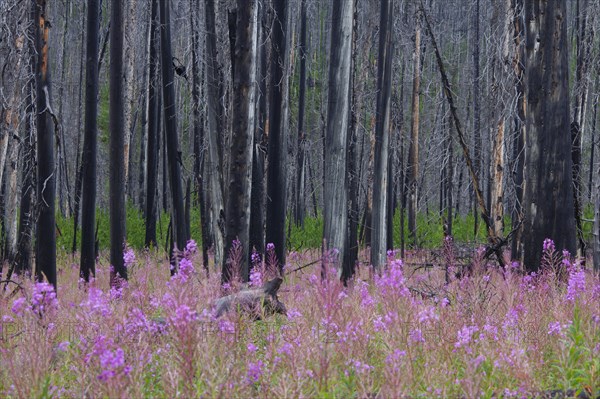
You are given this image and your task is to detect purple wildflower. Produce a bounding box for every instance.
[31,281,58,315]
[566,267,586,302]
[409,328,425,343]
[11,297,26,316]
[123,248,136,268]
[246,360,264,384]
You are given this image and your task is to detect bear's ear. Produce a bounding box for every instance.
[262,277,283,297]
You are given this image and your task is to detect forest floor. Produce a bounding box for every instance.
[0,241,599,398]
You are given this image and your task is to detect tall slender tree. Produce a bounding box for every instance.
[159,0,188,267]
[109,0,127,284]
[249,0,269,263]
[521,0,575,271]
[189,0,210,270]
[204,0,226,268]
[294,0,308,228]
[323,0,354,271]
[266,0,289,269]
[144,0,159,248]
[371,0,393,269]
[407,9,421,247]
[34,0,57,288]
[223,0,258,283]
[80,0,101,282]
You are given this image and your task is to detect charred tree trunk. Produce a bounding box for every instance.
[222,0,258,283]
[159,0,189,267]
[80,0,101,282]
[407,11,421,248]
[265,0,288,269]
[249,1,269,262]
[511,0,525,260]
[145,0,159,248]
[14,37,36,275]
[323,0,353,271]
[371,0,393,269]
[343,0,360,283]
[205,0,226,268]
[571,0,593,257]
[522,0,576,271]
[189,0,209,270]
[472,0,481,239]
[109,0,127,284]
[294,0,307,228]
[34,0,57,288]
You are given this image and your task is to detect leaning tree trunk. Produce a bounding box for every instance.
[371,0,393,270]
[34,0,57,288]
[109,0,127,285]
[265,0,289,269]
[79,0,101,282]
[323,0,354,271]
[522,0,576,271]
[204,0,226,268]
[222,0,258,283]
[144,0,159,248]
[159,0,189,269]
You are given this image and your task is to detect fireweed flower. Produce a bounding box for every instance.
[185,239,198,257]
[409,328,425,343]
[123,248,136,268]
[266,243,275,252]
[80,288,112,317]
[376,259,410,297]
[547,321,571,337]
[31,281,58,316]
[247,343,258,353]
[249,266,263,287]
[565,267,586,302]
[543,238,555,253]
[455,325,479,352]
[245,360,264,384]
[11,297,27,316]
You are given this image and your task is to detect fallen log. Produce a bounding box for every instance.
[213,277,287,319]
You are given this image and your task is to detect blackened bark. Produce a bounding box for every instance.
[371,0,393,269]
[80,0,101,282]
[223,0,258,283]
[522,0,576,271]
[511,0,525,260]
[294,0,307,227]
[323,0,353,271]
[159,0,189,266]
[408,11,421,248]
[34,0,57,289]
[145,0,159,248]
[265,0,288,269]
[205,0,226,267]
[249,1,269,262]
[109,0,127,284]
[190,0,209,270]
[343,0,360,283]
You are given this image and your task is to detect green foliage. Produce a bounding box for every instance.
[55,202,202,252]
[550,306,600,396]
[289,216,324,250]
